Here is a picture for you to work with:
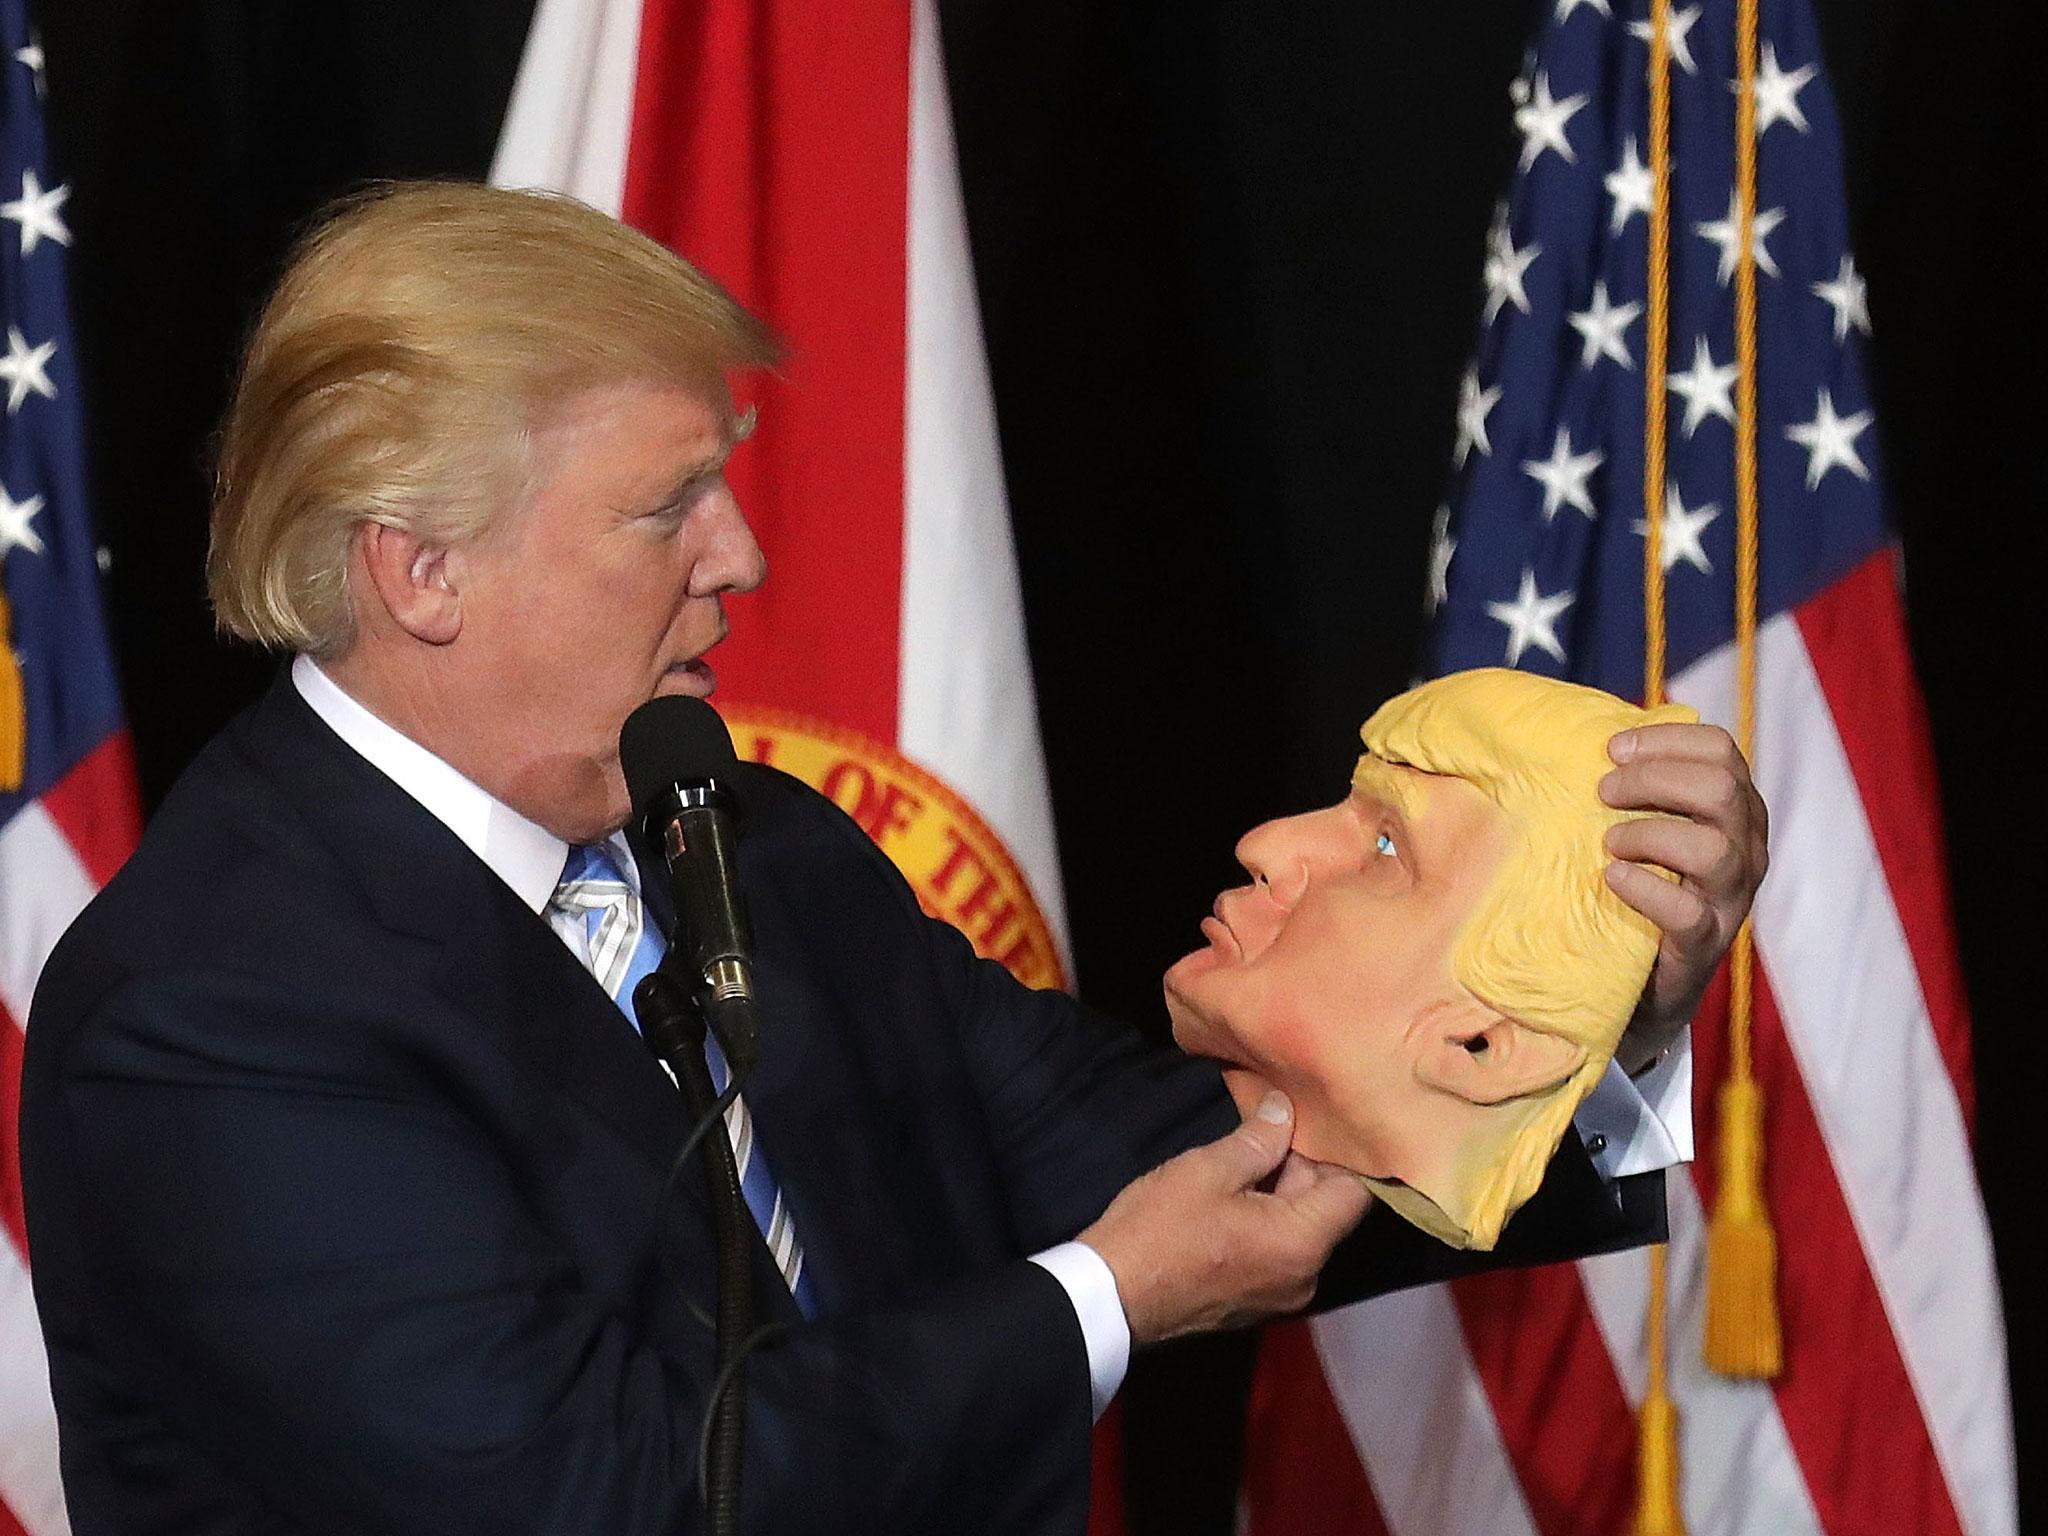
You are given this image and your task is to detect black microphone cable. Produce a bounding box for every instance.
[640,989,795,1507]
[634,966,760,1536]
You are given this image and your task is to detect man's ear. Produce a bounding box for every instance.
[1414,1002,1587,1106]
[359,522,462,645]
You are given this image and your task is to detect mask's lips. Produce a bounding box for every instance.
[1204,889,1251,959]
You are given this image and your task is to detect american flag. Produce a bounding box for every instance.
[1238,2,2015,1534]
[2,6,140,1534]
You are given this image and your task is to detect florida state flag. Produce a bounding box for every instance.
[493,0,1070,992]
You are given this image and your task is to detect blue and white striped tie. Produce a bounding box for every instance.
[551,841,815,1315]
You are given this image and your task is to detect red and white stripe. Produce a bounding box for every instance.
[493,0,1068,961]
[1241,553,2015,1536]
[2,735,140,1536]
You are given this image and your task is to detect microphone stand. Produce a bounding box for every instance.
[635,967,751,1536]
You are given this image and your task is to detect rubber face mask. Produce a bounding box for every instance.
[1166,668,1696,1249]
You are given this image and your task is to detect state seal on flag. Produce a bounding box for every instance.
[723,705,1068,993]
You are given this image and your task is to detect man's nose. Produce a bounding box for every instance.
[690,489,768,597]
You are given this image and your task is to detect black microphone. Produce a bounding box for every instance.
[619,695,758,1071]
[620,695,756,1535]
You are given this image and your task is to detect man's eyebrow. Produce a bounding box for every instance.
[664,450,727,494]
[634,409,757,512]
[655,406,757,503]
[649,456,732,511]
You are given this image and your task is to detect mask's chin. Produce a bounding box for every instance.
[1363,1175,1482,1249]
[1163,988,1215,1057]
[1162,946,1211,1001]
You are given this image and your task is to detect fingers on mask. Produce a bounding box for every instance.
[1601,757,1751,827]
[1291,1167,1373,1235]
[1605,859,1716,945]
[1611,721,1751,774]
[1605,814,1732,885]
[1220,1097,1295,1186]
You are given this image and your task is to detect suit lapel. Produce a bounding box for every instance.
[235,671,692,1186]
[737,865,937,1317]
[236,673,850,1319]
[630,818,917,1316]
[431,882,693,1185]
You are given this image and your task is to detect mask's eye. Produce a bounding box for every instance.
[1375,832,1398,858]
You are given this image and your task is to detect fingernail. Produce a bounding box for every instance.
[1605,861,1629,890]
[1257,1091,1292,1124]
[1610,731,1637,763]
[1598,770,1622,804]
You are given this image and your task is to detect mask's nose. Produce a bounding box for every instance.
[1236,804,1353,911]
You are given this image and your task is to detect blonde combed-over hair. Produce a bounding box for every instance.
[207,181,782,657]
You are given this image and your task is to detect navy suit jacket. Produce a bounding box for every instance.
[21,674,1662,1534]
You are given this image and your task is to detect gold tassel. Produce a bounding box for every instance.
[1631,1377,1688,1536]
[1632,1246,1689,1534]
[1704,1070,1783,1377]
[1,585,25,791]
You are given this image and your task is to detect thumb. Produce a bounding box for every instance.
[1283,1163,1375,1237]
[1207,1090,1295,1190]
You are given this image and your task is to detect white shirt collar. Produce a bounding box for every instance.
[291,655,572,914]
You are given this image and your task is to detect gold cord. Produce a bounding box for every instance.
[1629,6,1689,1531]
[1,587,24,789]
[1702,0,1784,1382]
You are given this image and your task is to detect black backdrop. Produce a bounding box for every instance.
[36,1,2039,1530]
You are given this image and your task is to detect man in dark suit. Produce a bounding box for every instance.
[20,182,1764,1534]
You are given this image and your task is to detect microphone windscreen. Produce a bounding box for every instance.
[620,696,741,812]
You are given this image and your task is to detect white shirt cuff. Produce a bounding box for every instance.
[1027,1241,1129,1422]
[1572,1025,1696,1180]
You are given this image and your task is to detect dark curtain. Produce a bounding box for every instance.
[38,1,2039,1531]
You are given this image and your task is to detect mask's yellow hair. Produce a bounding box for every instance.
[1357,668,1696,1245]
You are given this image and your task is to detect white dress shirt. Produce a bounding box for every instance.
[291,657,1691,1421]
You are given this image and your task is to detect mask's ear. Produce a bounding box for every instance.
[1415,1003,1586,1106]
